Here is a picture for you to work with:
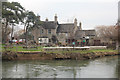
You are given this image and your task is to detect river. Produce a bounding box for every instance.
[2,56,120,78]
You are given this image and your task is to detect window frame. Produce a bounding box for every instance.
[48,29,51,34]
[41,29,44,34]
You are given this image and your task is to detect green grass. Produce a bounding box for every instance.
[1,44,117,54]
[46,49,117,54]
[2,45,43,52]
[90,49,117,52]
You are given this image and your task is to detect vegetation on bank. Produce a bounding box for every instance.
[2,45,118,57]
[2,49,118,60]
[1,44,117,54]
[46,49,118,54]
[2,45,43,52]
[1,44,118,60]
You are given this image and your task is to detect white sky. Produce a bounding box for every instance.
[8,0,119,29]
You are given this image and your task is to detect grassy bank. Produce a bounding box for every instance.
[2,48,118,60]
[46,49,118,54]
[1,44,117,53]
[2,45,43,52]
[1,44,118,60]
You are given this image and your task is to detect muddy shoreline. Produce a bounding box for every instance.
[2,51,119,60]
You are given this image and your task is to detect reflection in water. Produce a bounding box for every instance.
[117,56,120,79]
[2,56,119,78]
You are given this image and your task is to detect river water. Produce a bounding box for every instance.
[2,56,120,78]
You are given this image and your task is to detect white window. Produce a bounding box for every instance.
[66,33,68,37]
[39,38,49,43]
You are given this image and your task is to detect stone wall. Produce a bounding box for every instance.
[31,26,57,43]
[57,33,71,44]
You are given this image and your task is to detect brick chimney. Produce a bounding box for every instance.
[79,22,82,30]
[54,14,57,22]
[74,18,77,27]
[45,18,48,21]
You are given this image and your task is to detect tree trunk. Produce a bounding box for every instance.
[10,24,14,44]
[25,23,29,47]
[4,21,8,44]
[25,27,28,46]
[24,22,27,33]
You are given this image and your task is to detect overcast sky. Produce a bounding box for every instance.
[8,0,119,29]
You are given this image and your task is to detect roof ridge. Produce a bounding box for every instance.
[59,23,74,25]
[42,21,57,22]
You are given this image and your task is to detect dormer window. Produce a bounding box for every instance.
[48,29,51,34]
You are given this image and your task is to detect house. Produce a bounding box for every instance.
[31,15,58,44]
[75,30,96,46]
[29,15,96,46]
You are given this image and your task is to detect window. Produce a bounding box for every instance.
[48,29,51,34]
[66,39,68,42]
[39,39,42,42]
[44,38,47,42]
[41,29,44,33]
[49,39,51,42]
[66,33,68,37]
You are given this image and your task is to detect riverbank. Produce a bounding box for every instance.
[2,49,119,60]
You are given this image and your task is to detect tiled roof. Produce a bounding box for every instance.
[42,21,58,29]
[75,30,96,39]
[84,30,96,36]
[75,30,86,39]
[57,23,74,33]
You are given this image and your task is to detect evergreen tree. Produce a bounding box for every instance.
[2,2,25,44]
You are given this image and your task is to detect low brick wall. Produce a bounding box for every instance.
[85,46,107,49]
[43,47,90,51]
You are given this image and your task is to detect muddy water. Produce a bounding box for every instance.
[2,56,119,78]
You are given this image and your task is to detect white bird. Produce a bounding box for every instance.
[52,68,56,71]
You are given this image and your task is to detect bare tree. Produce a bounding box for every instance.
[95,25,118,49]
[14,29,25,38]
